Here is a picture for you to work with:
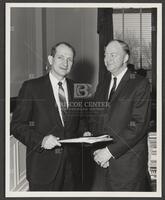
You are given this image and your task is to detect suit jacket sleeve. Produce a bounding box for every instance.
[10,81,44,151]
[108,79,151,159]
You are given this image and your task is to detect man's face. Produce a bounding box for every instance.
[51,44,74,80]
[104,41,127,75]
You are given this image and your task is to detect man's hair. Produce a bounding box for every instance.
[50,42,76,58]
[106,39,130,58]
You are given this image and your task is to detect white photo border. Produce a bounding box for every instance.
[5,2,162,198]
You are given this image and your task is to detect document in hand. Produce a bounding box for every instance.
[59,135,113,144]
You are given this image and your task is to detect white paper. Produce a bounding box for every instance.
[59,135,113,144]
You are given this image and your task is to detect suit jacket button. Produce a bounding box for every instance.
[54,147,63,154]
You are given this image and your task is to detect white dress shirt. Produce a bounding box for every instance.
[108,67,128,98]
[49,72,69,126]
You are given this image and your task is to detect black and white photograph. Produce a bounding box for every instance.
[5,2,162,198]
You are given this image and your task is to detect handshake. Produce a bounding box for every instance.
[41,131,113,168]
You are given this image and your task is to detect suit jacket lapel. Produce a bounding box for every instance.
[110,69,131,104]
[105,72,112,101]
[43,74,63,127]
[98,71,111,102]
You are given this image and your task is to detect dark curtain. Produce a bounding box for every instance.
[97,8,113,83]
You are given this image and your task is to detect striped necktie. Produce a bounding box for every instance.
[108,77,117,102]
[58,81,67,125]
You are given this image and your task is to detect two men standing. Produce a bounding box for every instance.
[11,40,151,191]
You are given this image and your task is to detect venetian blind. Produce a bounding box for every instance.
[113,9,152,70]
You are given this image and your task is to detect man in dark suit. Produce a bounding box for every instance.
[11,42,86,191]
[89,39,151,191]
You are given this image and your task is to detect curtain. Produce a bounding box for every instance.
[97,8,113,83]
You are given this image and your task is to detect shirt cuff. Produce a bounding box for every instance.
[106,147,115,159]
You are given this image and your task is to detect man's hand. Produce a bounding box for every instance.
[93,147,113,168]
[83,131,92,137]
[41,135,61,149]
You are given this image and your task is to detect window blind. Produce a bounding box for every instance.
[113,9,152,70]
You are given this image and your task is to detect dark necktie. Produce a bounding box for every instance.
[108,77,117,102]
[58,81,67,125]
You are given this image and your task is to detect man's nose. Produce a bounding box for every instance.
[63,59,68,66]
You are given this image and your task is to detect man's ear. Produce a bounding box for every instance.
[123,54,129,64]
[48,55,53,65]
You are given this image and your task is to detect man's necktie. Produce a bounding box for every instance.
[108,77,117,102]
[58,81,67,125]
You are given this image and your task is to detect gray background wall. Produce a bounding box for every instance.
[10,8,99,97]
